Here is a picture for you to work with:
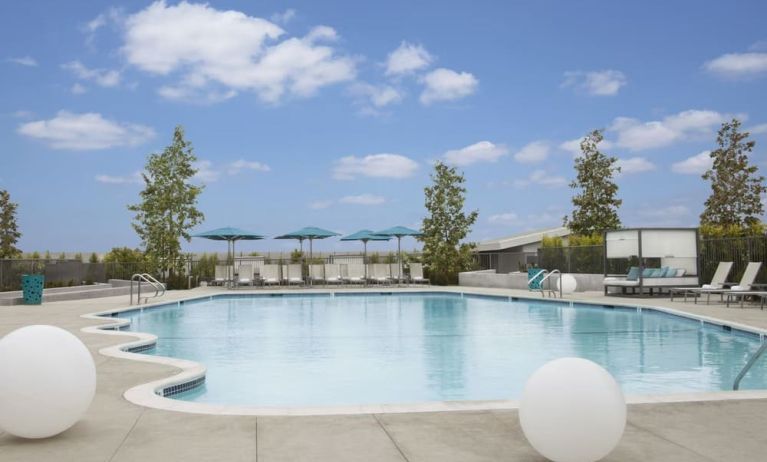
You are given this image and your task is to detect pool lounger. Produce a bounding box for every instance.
[725,291,767,309]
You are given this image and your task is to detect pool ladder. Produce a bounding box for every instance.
[130,273,166,305]
[733,341,767,390]
[528,269,563,298]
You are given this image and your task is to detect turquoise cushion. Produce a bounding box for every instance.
[664,267,676,277]
[642,268,655,278]
[626,266,640,281]
[659,266,670,277]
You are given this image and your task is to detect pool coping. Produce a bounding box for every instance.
[81,287,767,416]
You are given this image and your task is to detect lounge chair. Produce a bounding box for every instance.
[670,262,733,302]
[236,264,253,287]
[324,263,343,284]
[408,263,430,285]
[282,264,303,285]
[260,264,281,286]
[309,264,325,284]
[390,262,402,284]
[689,262,762,304]
[344,263,365,284]
[213,265,229,286]
[603,266,699,295]
[370,263,392,285]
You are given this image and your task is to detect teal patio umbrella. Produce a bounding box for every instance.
[341,229,391,282]
[193,227,265,286]
[373,226,423,285]
[275,227,341,282]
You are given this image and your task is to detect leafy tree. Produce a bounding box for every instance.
[89,252,99,263]
[30,251,40,260]
[564,130,622,236]
[73,252,83,262]
[421,161,478,285]
[700,119,766,228]
[44,250,51,261]
[129,126,204,279]
[0,189,22,258]
[58,252,66,260]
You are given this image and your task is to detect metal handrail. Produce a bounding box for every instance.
[539,269,563,298]
[130,273,166,305]
[733,341,767,390]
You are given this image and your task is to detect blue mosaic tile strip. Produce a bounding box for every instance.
[126,343,156,353]
[160,376,205,397]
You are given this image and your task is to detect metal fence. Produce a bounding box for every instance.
[475,235,767,285]
[0,251,424,292]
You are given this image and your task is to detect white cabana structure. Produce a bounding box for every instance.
[603,228,700,295]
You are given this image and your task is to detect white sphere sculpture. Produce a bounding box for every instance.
[0,325,96,438]
[558,274,578,294]
[519,358,626,462]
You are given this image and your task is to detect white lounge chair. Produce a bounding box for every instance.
[213,265,229,286]
[370,263,392,285]
[324,263,343,284]
[235,264,253,287]
[309,264,325,284]
[670,262,733,301]
[344,263,365,284]
[390,262,402,284]
[690,262,762,304]
[260,264,281,286]
[408,263,430,285]
[282,264,303,285]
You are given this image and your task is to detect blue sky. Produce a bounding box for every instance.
[1,0,766,254]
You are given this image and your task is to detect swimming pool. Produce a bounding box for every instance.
[117,292,767,407]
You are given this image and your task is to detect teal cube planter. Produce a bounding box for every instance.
[527,267,544,290]
[21,274,45,305]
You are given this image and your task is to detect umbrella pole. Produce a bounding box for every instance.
[308,238,313,286]
[232,239,236,289]
[363,240,368,287]
[398,236,402,286]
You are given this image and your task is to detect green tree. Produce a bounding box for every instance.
[89,252,99,263]
[0,189,22,258]
[129,126,205,279]
[421,162,478,285]
[564,130,622,236]
[58,252,66,260]
[700,119,766,228]
[44,250,51,261]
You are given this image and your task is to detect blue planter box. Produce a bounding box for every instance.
[527,267,544,290]
[21,274,45,305]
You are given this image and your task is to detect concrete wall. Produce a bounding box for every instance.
[459,270,605,292]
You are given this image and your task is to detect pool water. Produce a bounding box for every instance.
[118,293,767,407]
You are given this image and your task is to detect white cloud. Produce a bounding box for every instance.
[385,42,433,76]
[420,68,478,104]
[82,7,123,46]
[309,200,333,210]
[122,1,355,104]
[11,110,34,119]
[514,170,568,188]
[351,83,403,109]
[226,159,271,174]
[559,137,614,157]
[443,141,508,166]
[671,150,712,175]
[71,83,87,95]
[95,171,143,184]
[488,212,518,225]
[193,160,220,183]
[333,153,418,180]
[608,109,734,151]
[514,141,550,164]
[339,194,386,205]
[270,8,296,24]
[63,60,121,87]
[704,52,767,78]
[17,111,155,150]
[749,123,767,134]
[8,56,37,67]
[561,70,627,96]
[616,157,655,175]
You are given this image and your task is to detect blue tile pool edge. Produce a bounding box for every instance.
[82,288,767,414]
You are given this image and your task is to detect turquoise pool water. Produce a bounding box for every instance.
[118,293,767,407]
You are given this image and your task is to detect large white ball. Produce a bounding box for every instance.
[0,325,96,438]
[558,273,578,294]
[519,358,626,462]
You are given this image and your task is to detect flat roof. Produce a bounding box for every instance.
[476,226,570,252]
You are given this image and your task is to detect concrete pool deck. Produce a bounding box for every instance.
[1,286,767,461]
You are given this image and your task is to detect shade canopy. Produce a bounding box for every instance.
[374,226,422,238]
[275,226,340,240]
[340,229,391,242]
[193,227,265,241]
